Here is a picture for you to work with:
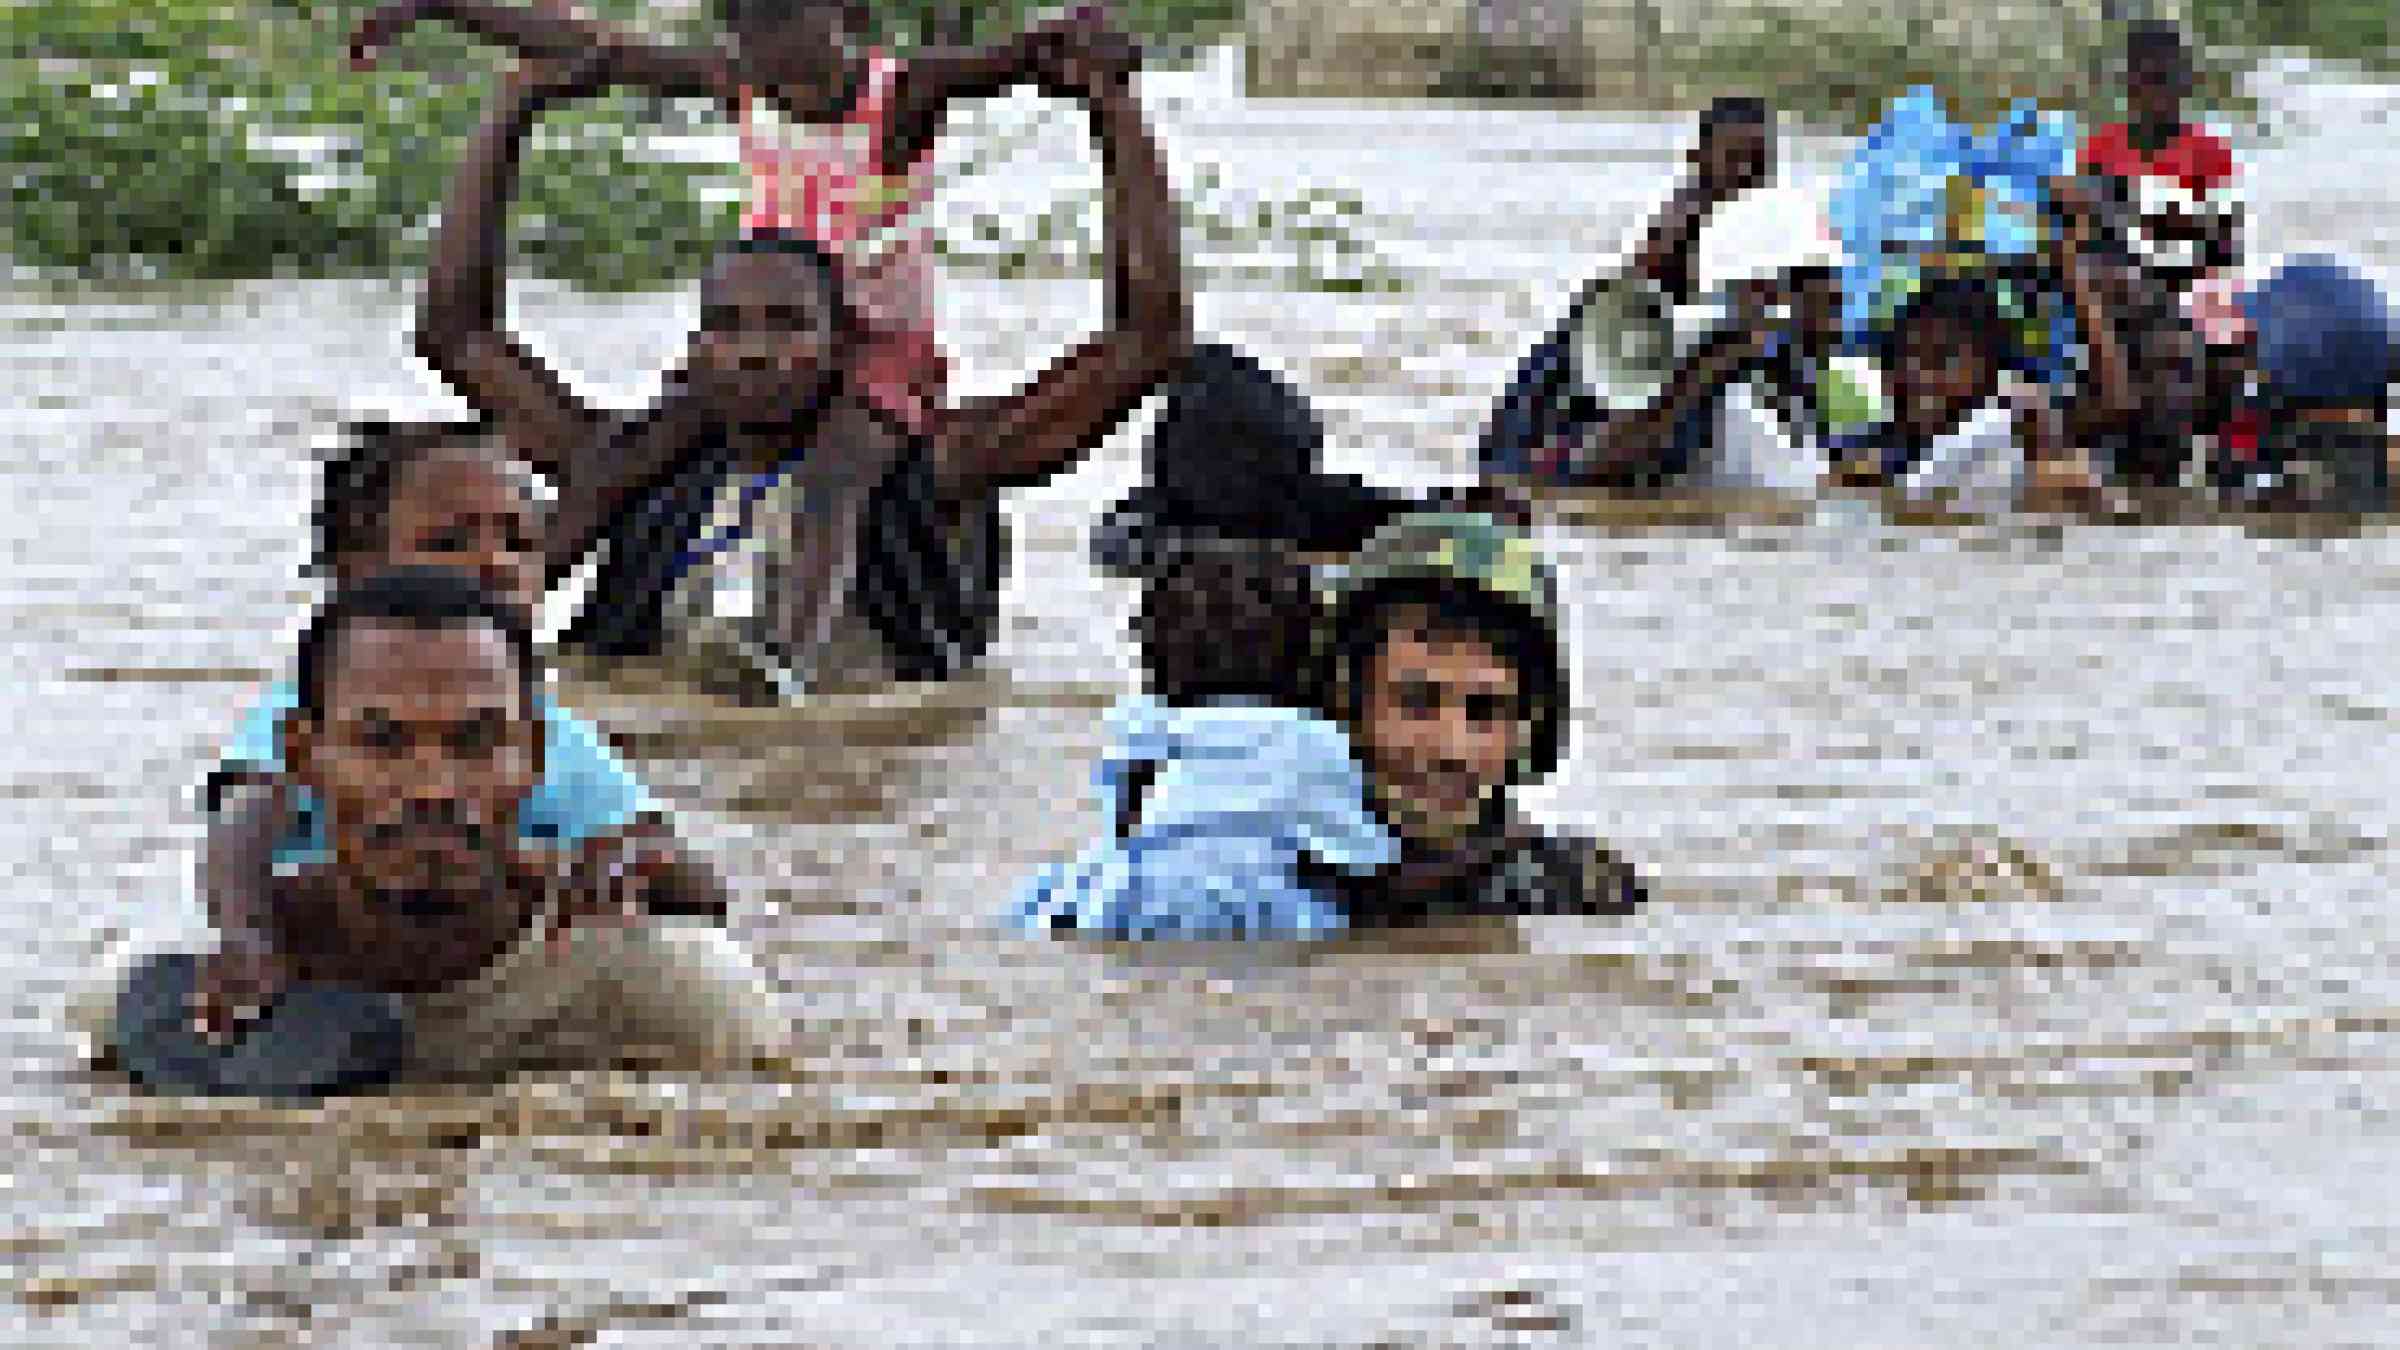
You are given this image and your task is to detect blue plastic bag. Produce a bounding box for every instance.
[1833,88,2079,346]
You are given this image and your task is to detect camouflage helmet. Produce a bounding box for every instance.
[1315,511,1566,782]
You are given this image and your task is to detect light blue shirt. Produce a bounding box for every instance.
[1009,695,1397,940]
[219,679,655,869]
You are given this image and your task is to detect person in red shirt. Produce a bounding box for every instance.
[2077,20,2246,487]
[2081,20,2240,291]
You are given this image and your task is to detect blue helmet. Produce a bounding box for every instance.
[2250,257,2396,409]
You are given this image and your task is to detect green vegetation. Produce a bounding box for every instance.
[868,0,1245,48]
[2187,0,2400,59]
[1659,0,2400,128]
[1,0,1266,288]
[28,0,2383,287]
[3,0,735,285]
[940,162,1400,292]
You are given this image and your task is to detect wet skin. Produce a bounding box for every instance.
[345,445,545,618]
[1698,120,1772,202]
[1891,314,2001,450]
[1353,621,1527,851]
[688,249,848,464]
[277,621,546,995]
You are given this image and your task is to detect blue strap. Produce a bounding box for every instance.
[664,458,799,591]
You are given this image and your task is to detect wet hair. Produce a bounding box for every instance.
[2126,20,2191,73]
[1136,540,1317,706]
[293,566,541,727]
[1699,97,1772,140]
[1327,578,1564,783]
[1889,276,2013,370]
[312,418,519,579]
[701,231,856,337]
[714,0,860,33]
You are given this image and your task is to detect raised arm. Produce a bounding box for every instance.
[416,57,612,479]
[1631,183,1721,305]
[881,10,1120,171]
[929,35,1190,500]
[1564,295,1775,484]
[352,0,727,99]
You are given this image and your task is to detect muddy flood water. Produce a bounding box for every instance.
[8,58,2400,1346]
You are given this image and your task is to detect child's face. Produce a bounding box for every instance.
[347,447,544,620]
[1893,314,1999,437]
[729,3,856,90]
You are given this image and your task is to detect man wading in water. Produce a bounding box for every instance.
[411,26,1185,696]
[1311,513,1647,921]
[85,569,783,1097]
[1478,97,1776,485]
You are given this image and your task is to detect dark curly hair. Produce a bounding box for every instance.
[311,418,508,579]
[294,566,540,726]
[1135,539,1318,706]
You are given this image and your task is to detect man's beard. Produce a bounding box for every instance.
[1376,775,1504,853]
[717,371,840,445]
[361,823,509,920]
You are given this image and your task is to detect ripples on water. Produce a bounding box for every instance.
[7,70,2400,1345]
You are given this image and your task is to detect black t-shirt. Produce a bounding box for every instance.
[2242,419,2391,513]
[565,430,1003,681]
[1304,827,1648,927]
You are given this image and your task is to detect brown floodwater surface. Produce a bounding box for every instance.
[8,67,2400,1345]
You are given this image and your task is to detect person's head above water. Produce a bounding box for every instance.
[2249,257,2396,414]
[2126,20,2194,136]
[689,233,857,437]
[316,420,546,621]
[1887,276,2013,443]
[1695,95,1774,199]
[285,568,546,969]
[714,0,867,95]
[1319,514,1564,850]
[1135,538,1317,707]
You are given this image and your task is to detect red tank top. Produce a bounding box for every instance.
[739,53,946,432]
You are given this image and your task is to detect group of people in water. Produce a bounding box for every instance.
[1486,21,2393,514]
[76,4,2398,1099]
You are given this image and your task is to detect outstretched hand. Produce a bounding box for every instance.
[546,832,663,945]
[188,947,290,1046]
[1020,5,1142,101]
[349,0,448,70]
[497,46,610,102]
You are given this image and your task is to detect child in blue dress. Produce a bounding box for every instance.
[1012,540,1395,939]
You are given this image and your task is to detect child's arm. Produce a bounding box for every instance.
[351,0,728,100]
[881,10,1117,173]
[190,779,300,1040]
[569,816,732,924]
[927,28,1190,499]
[2047,182,2146,442]
[2013,377,2121,515]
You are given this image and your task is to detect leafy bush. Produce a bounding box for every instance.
[3,0,1251,286]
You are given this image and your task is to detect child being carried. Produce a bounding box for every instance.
[1012,540,1397,939]
[351,0,1136,434]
